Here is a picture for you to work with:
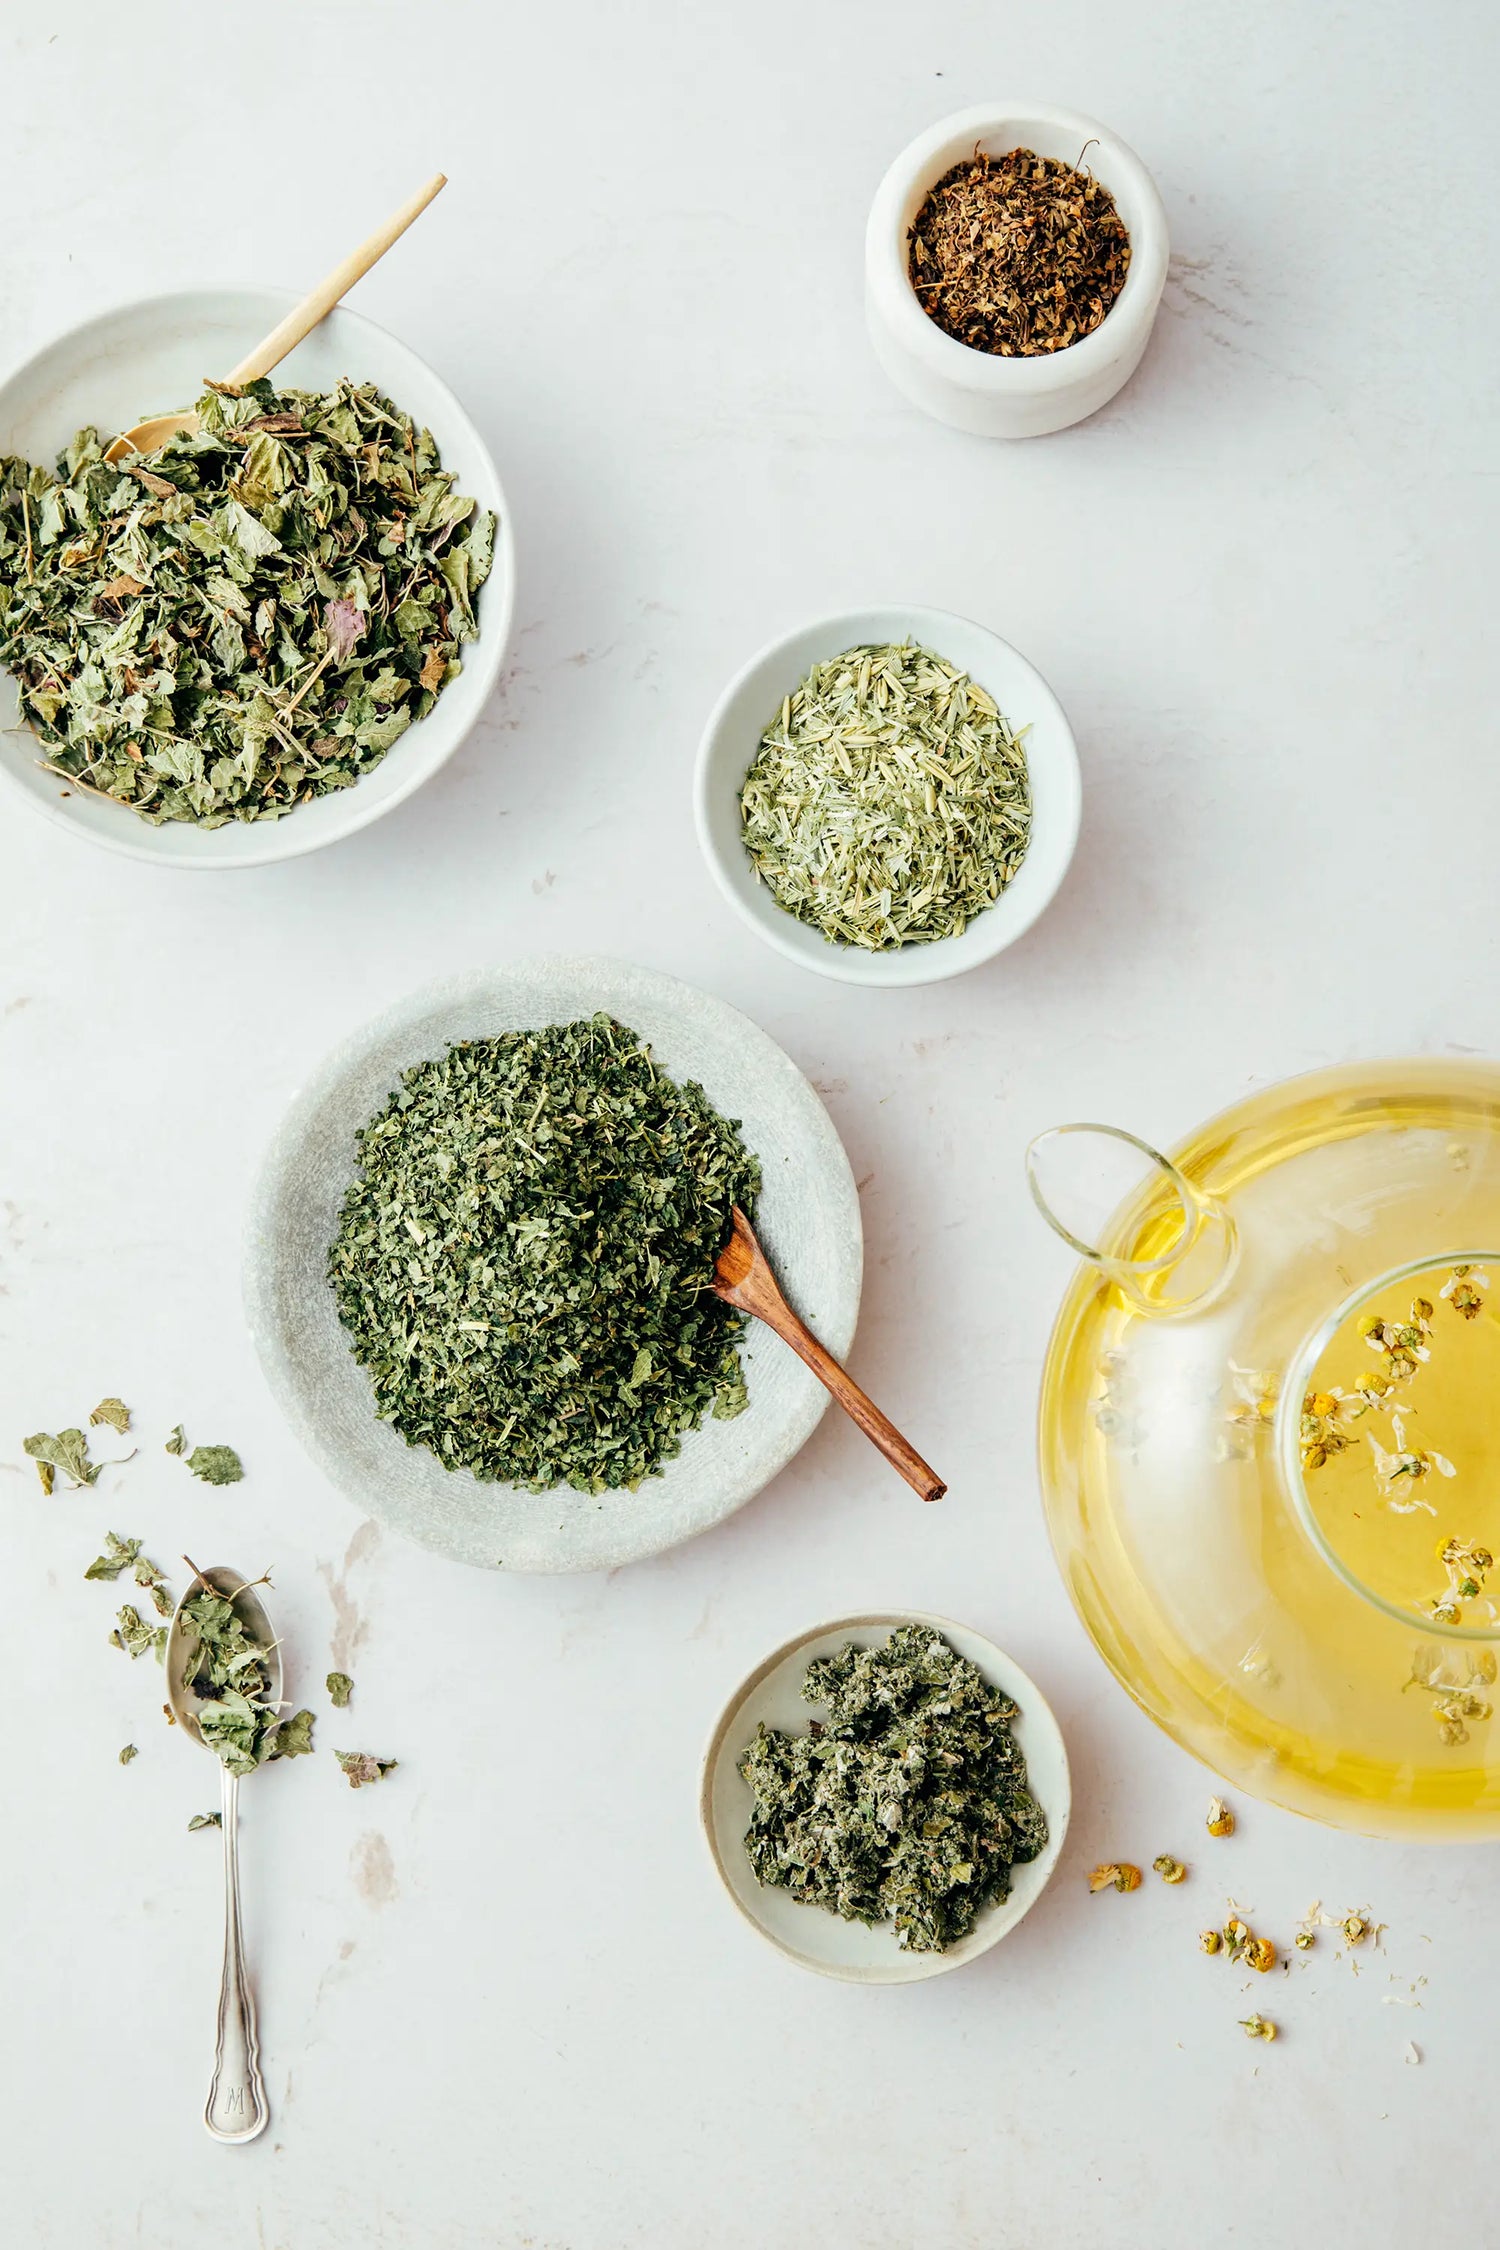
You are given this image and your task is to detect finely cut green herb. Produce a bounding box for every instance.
[0,376,495,827]
[186,1444,244,1486]
[335,1750,397,1788]
[165,1425,187,1456]
[328,1014,760,1492]
[119,1743,138,1766]
[739,641,1031,950]
[327,1671,354,1708]
[739,1624,1048,1953]
[187,1811,221,1831]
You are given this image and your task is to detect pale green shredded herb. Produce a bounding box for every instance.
[739,641,1031,950]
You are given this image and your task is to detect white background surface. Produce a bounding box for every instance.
[2,4,1496,2245]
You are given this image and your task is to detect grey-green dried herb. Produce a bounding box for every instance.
[119,1743,138,1765]
[328,1014,760,1492]
[739,642,1031,950]
[0,377,496,827]
[186,1444,243,1486]
[84,1531,174,1615]
[187,1811,222,1831]
[24,1427,99,1491]
[739,1624,1048,1953]
[176,1577,281,1775]
[335,1749,397,1788]
[90,1397,132,1433]
[327,1671,354,1708]
[165,1425,187,1455]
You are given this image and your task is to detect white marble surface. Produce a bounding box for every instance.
[2,3,1496,2244]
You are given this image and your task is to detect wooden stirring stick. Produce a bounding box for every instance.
[104,173,447,463]
[713,1207,946,1501]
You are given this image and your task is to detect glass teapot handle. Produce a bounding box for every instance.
[1026,1122,1237,1316]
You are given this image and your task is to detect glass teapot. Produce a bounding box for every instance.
[1032,1058,1500,1837]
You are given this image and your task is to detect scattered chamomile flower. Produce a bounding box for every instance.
[1152,1855,1187,1884]
[1199,1929,1223,1955]
[1243,1936,1277,1973]
[1240,2015,1277,2043]
[1087,1863,1141,1894]
[1207,1797,1235,1837]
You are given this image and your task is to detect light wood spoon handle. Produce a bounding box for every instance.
[226,172,447,386]
[714,1209,946,1502]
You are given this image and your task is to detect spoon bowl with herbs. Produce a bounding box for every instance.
[694,604,1080,986]
[167,1561,286,2144]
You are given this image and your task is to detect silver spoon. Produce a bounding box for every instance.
[166,1561,282,2145]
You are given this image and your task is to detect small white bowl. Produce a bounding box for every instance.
[866,102,1170,438]
[700,1611,1070,1984]
[694,604,1081,987]
[0,289,515,868]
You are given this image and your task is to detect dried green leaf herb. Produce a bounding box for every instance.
[335,1749,397,1788]
[739,1624,1048,1953]
[84,1530,173,1612]
[24,1427,98,1490]
[165,1425,187,1455]
[119,1743,138,1765]
[0,379,496,827]
[739,642,1031,951]
[908,146,1130,356]
[328,1015,760,1491]
[177,1578,281,1776]
[186,1444,244,1486]
[271,1707,316,1759]
[327,1671,354,1708]
[187,1811,221,1831]
[110,1604,167,1662]
[90,1397,132,1433]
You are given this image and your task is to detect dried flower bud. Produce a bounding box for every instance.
[1207,1797,1235,1837]
[1294,1929,1315,1951]
[1244,1936,1276,1973]
[1088,1862,1142,1894]
[1342,1912,1369,1946]
[1152,1854,1187,1885]
[1199,1929,1223,1955]
[1239,2014,1277,2042]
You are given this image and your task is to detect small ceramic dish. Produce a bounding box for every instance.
[244,955,862,1573]
[865,102,1170,438]
[694,604,1080,987]
[0,289,515,867]
[701,1611,1070,1983]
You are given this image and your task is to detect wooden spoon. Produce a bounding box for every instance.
[713,1206,946,1502]
[103,172,447,464]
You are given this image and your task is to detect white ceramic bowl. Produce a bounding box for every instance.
[701,1611,1070,1983]
[866,102,1170,438]
[694,604,1081,986]
[244,955,863,1574]
[0,289,515,867]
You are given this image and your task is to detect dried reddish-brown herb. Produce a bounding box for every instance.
[907,146,1130,357]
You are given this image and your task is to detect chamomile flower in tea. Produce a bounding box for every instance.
[738,641,1031,951]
